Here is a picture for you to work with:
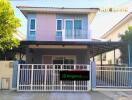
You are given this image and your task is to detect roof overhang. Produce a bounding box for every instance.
[101,12,132,39]
[17,6,98,23]
[17,6,99,15]
[20,41,127,58]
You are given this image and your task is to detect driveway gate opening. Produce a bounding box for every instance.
[95,66,132,90]
[17,64,91,91]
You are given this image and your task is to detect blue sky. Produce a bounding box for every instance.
[10,0,132,38]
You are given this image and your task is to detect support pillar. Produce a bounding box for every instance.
[100,54,102,66]
[128,44,131,67]
[114,49,115,65]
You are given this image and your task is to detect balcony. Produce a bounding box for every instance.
[62,29,91,41]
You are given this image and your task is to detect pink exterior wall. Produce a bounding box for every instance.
[36,14,56,41]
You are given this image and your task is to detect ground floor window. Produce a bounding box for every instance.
[52,56,76,64]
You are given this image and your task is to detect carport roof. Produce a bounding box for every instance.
[20,41,128,57]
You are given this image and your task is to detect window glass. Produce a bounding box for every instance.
[57,20,62,30]
[30,31,35,35]
[56,31,62,36]
[30,19,35,29]
[74,20,82,29]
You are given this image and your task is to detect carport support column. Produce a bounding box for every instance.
[100,54,103,66]
[100,54,103,78]
[128,44,131,67]
[128,44,132,86]
[114,49,115,65]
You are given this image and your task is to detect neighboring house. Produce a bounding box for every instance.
[13,30,26,41]
[100,12,132,65]
[13,31,26,61]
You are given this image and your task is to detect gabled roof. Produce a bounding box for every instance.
[17,6,99,23]
[101,12,132,39]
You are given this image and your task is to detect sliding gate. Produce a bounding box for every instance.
[17,64,91,91]
[95,66,132,90]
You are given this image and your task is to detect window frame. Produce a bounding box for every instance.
[74,19,82,30]
[64,18,82,39]
[29,18,36,36]
[56,19,63,31]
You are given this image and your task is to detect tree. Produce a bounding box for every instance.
[120,26,132,64]
[0,0,21,60]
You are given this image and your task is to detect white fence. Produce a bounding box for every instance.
[17,64,91,91]
[96,66,132,89]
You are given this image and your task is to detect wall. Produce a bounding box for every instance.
[0,61,14,90]
[36,14,56,41]
[104,19,132,41]
[27,13,90,41]
[26,49,89,64]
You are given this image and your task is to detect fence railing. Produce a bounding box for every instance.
[17,64,91,91]
[96,66,132,88]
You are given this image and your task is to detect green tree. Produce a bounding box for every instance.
[120,26,132,64]
[0,0,21,60]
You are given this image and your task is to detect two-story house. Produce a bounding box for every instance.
[16,6,100,91]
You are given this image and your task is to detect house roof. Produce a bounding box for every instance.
[17,6,99,14]
[20,41,127,58]
[13,31,26,41]
[101,12,132,39]
[17,6,99,23]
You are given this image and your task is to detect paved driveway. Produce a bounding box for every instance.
[0,91,113,100]
[1,90,132,100]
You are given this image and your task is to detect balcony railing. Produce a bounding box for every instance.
[62,29,90,41]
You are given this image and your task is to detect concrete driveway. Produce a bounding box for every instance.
[0,90,113,100]
[1,90,132,100]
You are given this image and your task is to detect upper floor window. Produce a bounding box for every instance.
[30,19,35,29]
[29,18,36,35]
[56,19,63,41]
[56,19,62,31]
[74,20,82,30]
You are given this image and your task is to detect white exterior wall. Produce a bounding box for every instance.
[0,61,14,90]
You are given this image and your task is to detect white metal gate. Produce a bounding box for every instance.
[96,66,132,90]
[17,64,91,91]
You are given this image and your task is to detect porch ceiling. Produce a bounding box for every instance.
[20,41,127,58]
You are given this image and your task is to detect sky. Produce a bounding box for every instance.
[10,0,132,38]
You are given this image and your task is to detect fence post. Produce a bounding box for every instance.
[91,61,96,89]
[31,65,34,91]
[44,65,47,91]
[52,65,54,90]
[74,65,76,91]
[60,65,62,90]
[17,64,20,91]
